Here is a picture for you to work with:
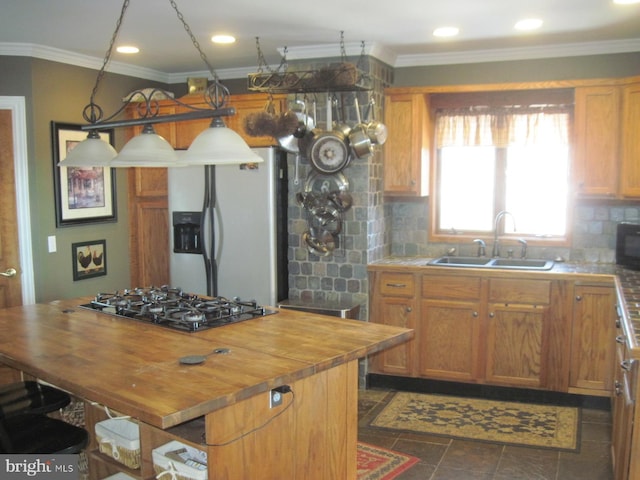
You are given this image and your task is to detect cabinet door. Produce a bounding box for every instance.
[569,285,616,393]
[370,296,416,375]
[485,304,547,388]
[175,94,286,149]
[383,92,430,196]
[611,340,634,480]
[573,86,620,197]
[620,83,640,197]
[419,299,481,382]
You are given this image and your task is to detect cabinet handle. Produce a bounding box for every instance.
[614,381,622,396]
[621,360,633,372]
[405,306,413,313]
[489,312,495,318]
[616,335,626,344]
[472,311,478,317]
[386,283,407,288]
[575,295,582,301]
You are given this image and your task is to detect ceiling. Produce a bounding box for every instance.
[1,0,639,83]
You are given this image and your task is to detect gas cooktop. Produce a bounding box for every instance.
[79,286,277,332]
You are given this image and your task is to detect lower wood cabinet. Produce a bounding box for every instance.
[569,284,616,395]
[419,274,481,382]
[369,271,417,376]
[369,267,611,394]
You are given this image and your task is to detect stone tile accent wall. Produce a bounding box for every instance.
[285,56,393,324]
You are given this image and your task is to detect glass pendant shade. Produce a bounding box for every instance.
[110,124,179,167]
[180,118,264,165]
[58,130,117,167]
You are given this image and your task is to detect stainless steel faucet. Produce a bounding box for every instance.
[492,211,516,257]
[473,239,486,257]
[517,238,528,259]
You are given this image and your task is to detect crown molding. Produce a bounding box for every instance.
[0,43,253,84]
[2,38,639,84]
[393,38,640,67]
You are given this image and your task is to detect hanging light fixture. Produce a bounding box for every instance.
[59,0,262,168]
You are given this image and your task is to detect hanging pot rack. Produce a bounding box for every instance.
[247,35,372,94]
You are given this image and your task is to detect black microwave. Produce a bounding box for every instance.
[616,222,640,270]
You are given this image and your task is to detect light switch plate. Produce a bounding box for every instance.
[47,235,56,253]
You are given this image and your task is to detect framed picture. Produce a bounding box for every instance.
[52,122,117,227]
[72,239,107,281]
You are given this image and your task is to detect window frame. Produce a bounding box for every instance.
[427,89,574,248]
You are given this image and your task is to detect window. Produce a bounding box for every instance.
[432,91,572,244]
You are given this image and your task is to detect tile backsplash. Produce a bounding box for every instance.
[389,199,640,264]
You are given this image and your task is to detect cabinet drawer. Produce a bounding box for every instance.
[489,279,551,305]
[379,273,415,296]
[422,275,481,300]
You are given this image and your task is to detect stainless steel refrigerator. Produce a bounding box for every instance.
[168,147,288,306]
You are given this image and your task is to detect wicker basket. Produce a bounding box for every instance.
[102,473,137,480]
[95,418,141,469]
[152,440,207,480]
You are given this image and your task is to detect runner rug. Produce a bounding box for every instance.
[357,442,419,480]
[369,392,580,452]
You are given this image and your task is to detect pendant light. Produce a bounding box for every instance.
[110,124,179,167]
[180,117,263,165]
[58,130,117,167]
[60,0,260,168]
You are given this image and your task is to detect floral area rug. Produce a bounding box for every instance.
[357,442,419,480]
[370,392,580,452]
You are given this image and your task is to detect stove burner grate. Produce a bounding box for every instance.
[80,286,276,332]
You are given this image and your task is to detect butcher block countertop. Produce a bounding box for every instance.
[0,297,413,429]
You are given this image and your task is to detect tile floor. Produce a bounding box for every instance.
[358,389,614,480]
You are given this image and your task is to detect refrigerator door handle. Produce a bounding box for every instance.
[202,165,217,297]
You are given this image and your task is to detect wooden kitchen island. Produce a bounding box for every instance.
[0,297,413,480]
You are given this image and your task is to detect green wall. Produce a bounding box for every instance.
[0,56,168,302]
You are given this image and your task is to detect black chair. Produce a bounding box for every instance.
[0,381,71,418]
[0,413,89,454]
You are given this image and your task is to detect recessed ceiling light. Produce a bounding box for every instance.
[433,26,460,38]
[211,34,236,44]
[116,46,139,54]
[614,0,640,4]
[514,18,543,31]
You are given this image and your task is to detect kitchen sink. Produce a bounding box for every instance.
[490,258,554,270]
[427,256,554,270]
[428,256,493,266]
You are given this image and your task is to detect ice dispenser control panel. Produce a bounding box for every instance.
[173,211,202,254]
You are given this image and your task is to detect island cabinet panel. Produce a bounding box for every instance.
[205,360,358,480]
[369,272,417,376]
[569,284,616,395]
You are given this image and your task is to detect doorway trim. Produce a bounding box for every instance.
[0,96,35,304]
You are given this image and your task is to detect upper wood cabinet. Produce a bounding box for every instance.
[174,93,287,149]
[383,91,431,197]
[620,83,640,197]
[573,85,621,197]
[574,81,640,199]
